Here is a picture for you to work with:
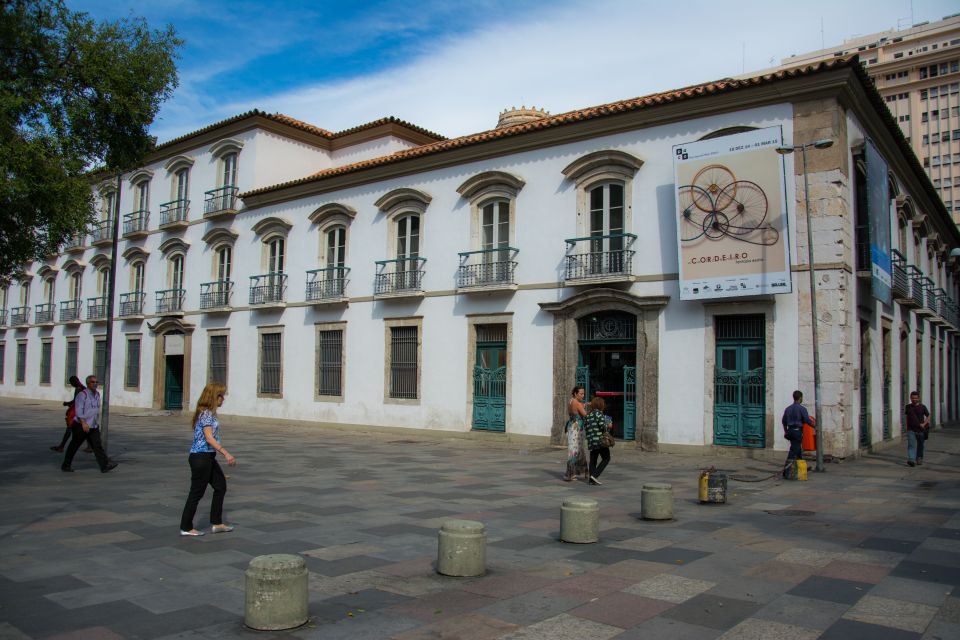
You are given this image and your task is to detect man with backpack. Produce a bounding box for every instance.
[61,375,117,473]
[781,390,813,478]
[50,376,84,452]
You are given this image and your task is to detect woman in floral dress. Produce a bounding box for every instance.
[564,385,589,481]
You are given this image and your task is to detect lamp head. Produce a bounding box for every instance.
[775,146,795,155]
[813,139,834,149]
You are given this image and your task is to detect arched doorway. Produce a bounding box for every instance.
[149,318,194,411]
[576,311,637,439]
[540,288,668,450]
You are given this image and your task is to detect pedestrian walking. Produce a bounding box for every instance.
[583,396,612,486]
[60,375,117,473]
[50,375,84,452]
[563,385,588,482]
[179,383,236,537]
[905,390,930,467]
[781,390,812,478]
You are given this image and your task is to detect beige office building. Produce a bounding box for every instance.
[774,14,960,221]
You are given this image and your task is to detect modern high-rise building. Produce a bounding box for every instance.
[774,14,960,221]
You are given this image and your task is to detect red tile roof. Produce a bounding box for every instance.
[241,57,869,199]
[155,110,444,151]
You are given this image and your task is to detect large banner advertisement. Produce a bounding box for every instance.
[674,126,792,301]
[865,139,892,305]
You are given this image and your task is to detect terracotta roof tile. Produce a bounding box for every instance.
[154,111,443,152]
[242,60,866,198]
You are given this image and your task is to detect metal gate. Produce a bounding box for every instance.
[623,366,636,441]
[714,315,765,448]
[472,325,506,432]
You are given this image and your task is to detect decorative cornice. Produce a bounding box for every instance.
[374,188,432,215]
[158,238,190,255]
[309,203,357,226]
[201,227,240,245]
[456,171,525,201]
[251,216,293,237]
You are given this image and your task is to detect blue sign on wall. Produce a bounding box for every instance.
[866,140,892,305]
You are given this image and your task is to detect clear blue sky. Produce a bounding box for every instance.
[67,0,960,143]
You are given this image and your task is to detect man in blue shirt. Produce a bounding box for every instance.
[61,375,118,473]
[781,390,812,478]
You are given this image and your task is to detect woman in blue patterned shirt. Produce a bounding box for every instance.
[179,383,237,536]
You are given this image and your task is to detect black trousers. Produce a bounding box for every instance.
[180,452,227,531]
[589,447,611,478]
[61,423,110,470]
[785,427,803,461]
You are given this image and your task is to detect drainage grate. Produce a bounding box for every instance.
[765,509,816,517]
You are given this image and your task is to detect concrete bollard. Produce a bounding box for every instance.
[641,482,674,520]
[437,519,486,577]
[244,554,308,630]
[560,496,599,543]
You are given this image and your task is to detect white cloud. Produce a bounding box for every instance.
[150,0,959,142]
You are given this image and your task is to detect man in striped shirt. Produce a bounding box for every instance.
[61,375,118,473]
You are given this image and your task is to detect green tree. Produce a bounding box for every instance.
[0,0,181,278]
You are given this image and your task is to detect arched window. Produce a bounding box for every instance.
[132,261,145,293]
[169,254,185,291]
[221,152,238,188]
[216,245,232,282]
[250,217,291,305]
[562,150,642,278]
[96,266,110,295]
[69,271,82,302]
[374,189,431,295]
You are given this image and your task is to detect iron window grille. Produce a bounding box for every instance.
[40,341,52,384]
[208,335,228,386]
[125,339,141,388]
[317,329,343,396]
[259,332,282,394]
[65,340,78,385]
[390,326,418,399]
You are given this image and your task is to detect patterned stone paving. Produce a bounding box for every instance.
[0,398,958,639]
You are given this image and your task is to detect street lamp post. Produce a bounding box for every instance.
[777,138,834,473]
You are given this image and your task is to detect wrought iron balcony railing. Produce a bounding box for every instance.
[11,306,29,325]
[0,309,7,327]
[123,210,150,236]
[934,288,948,320]
[86,296,108,320]
[906,266,926,308]
[204,186,239,216]
[249,273,287,305]
[60,299,82,322]
[119,291,145,317]
[374,257,426,295]
[156,288,185,314]
[35,303,54,324]
[564,233,636,282]
[64,232,86,251]
[306,267,349,301]
[891,250,910,301]
[90,219,114,244]
[200,280,233,309]
[159,199,189,227]
[921,277,937,312]
[457,248,518,289]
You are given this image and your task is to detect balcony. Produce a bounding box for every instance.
[200,280,233,311]
[11,306,30,325]
[86,296,108,321]
[563,234,636,284]
[374,258,426,298]
[203,186,239,219]
[891,250,912,303]
[156,288,185,315]
[249,273,286,306]
[914,275,935,316]
[123,210,150,238]
[159,199,189,229]
[63,232,86,253]
[35,303,55,324]
[906,266,926,308]
[0,309,6,327]
[60,299,82,323]
[457,248,518,292]
[90,219,115,246]
[306,267,349,303]
[119,292,145,318]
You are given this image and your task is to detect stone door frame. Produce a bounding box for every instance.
[540,289,668,450]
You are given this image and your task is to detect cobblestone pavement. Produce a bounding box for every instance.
[0,398,959,639]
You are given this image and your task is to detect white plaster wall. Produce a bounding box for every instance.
[248,131,331,189]
[331,136,421,167]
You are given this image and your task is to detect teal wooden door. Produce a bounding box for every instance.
[164,355,184,410]
[472,342,506,431]
[623,366,636,441]
[714,342,765,447]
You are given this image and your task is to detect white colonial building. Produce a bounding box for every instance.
[2,58,958,459]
